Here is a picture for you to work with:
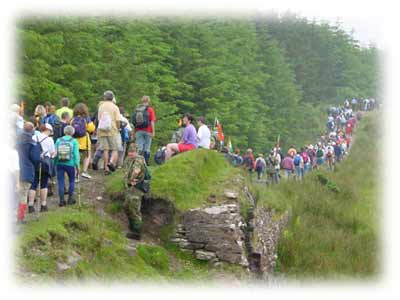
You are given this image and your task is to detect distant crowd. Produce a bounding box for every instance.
[223,97,379,183]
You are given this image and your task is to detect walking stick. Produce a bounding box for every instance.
[35,161,42,221]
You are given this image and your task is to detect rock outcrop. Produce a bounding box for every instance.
[170,203,249,267]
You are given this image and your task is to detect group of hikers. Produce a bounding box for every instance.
[9,92,376,240]
[222,97,377,183]
[10,91,215,240]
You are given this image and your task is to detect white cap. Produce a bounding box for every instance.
[45,123,53,133]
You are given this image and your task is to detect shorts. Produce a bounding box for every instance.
[178,143,196,153]
[98,135,121,151]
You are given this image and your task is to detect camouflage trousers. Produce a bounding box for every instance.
[123,186,143,233]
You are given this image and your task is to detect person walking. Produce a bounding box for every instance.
[293,152,304,181]
[54,125,80,206]
[255,154,266,180]
[16,122,41,222]
[56,97,74,119]
[281,154,294,180]
[242,149,255,176]
[72,103,95,179]
[132,96,156,165]
[28,124,56,213]
[97,90,121,174]
[123,143,149,240]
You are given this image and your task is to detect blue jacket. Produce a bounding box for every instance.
[16,131,41,183]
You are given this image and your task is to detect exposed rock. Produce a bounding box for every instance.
[250,208,289,277]
[178,204,249,266]
[67,251,82,268]
[195,250,216,260]
[126,244,137,256]
[224,191,238,199]
[56,262,70,272]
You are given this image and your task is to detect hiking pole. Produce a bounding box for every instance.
[35,161,42,221]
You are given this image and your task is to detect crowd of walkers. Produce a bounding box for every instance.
[9,92,377,224]
[223,97,378,183]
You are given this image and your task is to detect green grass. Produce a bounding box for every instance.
[255,112,380,279]
[17,207,162,281]
[17,206,248,282]
[105,149,241,212]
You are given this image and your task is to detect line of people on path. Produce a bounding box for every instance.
[10,91,158,223]
[224,97,377,183]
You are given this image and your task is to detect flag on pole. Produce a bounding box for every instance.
[228,138,233,152]
[20,100,25,116]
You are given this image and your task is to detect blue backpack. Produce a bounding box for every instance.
[121,126,130,143]
[293,154,302,166]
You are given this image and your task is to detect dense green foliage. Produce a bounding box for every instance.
[16,16,379,153]
[254,112,380,278]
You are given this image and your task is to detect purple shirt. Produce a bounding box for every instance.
[181,124,197,147]
[281,156,294,170]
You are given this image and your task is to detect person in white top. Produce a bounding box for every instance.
[29,123,56,213]
[196,117,211,149]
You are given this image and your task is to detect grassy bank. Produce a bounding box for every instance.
[254,112,381,279]
[16,205,248,282]
[105,149,242,211]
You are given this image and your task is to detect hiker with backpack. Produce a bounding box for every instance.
[281,154,294,180]
[16,122,41,223]
[97,90,121,175]
[54,125,80,206]
[255,154,266,180]
[325,142,335,171]
[72,103,95,179]
[301,147,311,175]
[28,123,56,213]
[56,97,74,120]
[242,149,255,175]
[117,106,132,168]
[293,151,304,181]
[132,96,156,165]
[315,143,325,170]
[165,113,197,161]
[196,117,211,149]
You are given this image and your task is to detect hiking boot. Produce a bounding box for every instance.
[59,199,66,207]
[92,162,98,171]
[126,231,141,240]
[68,196,76,205]
[107,163,116,172]
[28,205,35,214]
[40,205,48,212]
[81,172,92,179]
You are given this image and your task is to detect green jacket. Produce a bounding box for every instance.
[54,136,80,168]
[125,155,146,187]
